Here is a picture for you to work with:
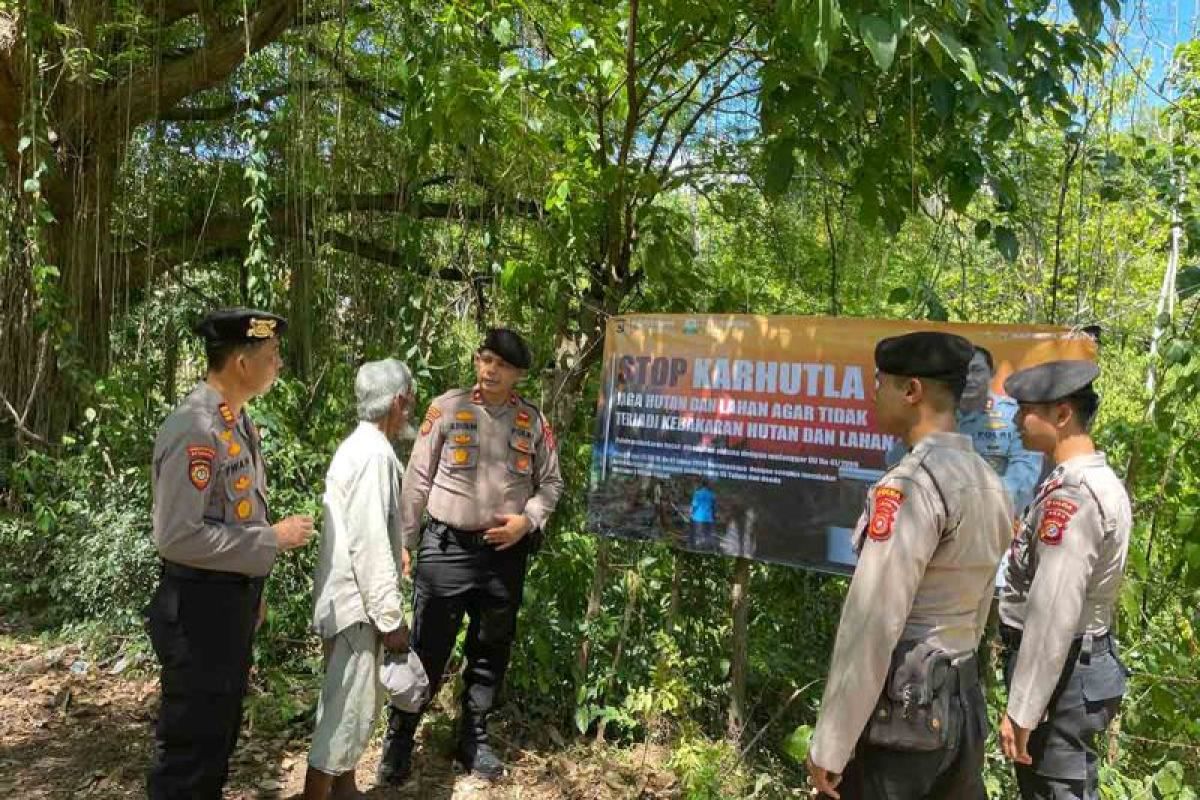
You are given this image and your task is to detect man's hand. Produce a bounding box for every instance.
[401,547,412,579]
[274,515,314,550]
[255,596,267,631]
[484,513,531,551]
[999,713,1033,765]
[381,625,410,652]
[805,756,841,799]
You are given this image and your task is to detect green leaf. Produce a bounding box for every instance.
[1177,266,1200,298]
[993,226,1020,262]
[887,286,911,304]
[1154,761,1183,795]
[929,27,981,85]
[1068,0,1103,37]
[782,724,813,764]
[859,15,898,71]
[974,219,992,240]
[764,138,796,198]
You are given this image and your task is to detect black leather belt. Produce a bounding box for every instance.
[161,560,265,585]
[1000,624,1113,661]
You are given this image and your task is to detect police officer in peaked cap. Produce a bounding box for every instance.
[145,308,314,799]
[998,360,1131,800]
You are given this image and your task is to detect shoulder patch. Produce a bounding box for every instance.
[1038,497,1078,545]
[217,402,236,428]
[869,486,905,541]
[420,406,443,437]
[187,445,216,491]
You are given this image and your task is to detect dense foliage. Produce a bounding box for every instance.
[1,0,1199,796]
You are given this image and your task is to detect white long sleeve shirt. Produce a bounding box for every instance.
[312,422,408,639]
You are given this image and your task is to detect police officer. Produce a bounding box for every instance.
[887,346,1042,514]
[959,346,1043,513]
[378,328,564,784]
[998,361,1131,800]
[146,308,314,799]
[807,332,1013,799]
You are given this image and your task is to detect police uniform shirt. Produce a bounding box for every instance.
[809,432,1013,772]
[152,382,276,576]
[958,392,1043,512]
[399,387,564,545]
[1000,452,1131,730]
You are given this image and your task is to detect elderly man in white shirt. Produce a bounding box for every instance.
[303,359,417,800]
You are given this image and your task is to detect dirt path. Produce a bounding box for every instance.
[0,630,680,799]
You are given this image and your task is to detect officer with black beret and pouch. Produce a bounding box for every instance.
[807,331,1013,799]
[377,328,564,784]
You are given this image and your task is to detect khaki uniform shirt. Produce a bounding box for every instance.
[399,387,564,547]
[151,383,276,576]
[1000,452,1131,729]
[810,432,1013,772]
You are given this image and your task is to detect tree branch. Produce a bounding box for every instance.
[142,0,204,28]
[114,0,300,128]
[321,231,468,280]
[300,40,405,122]
[159,79,335,121]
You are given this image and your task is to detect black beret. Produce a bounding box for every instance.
[480,328,532,369]
[192,307,288,344]
[875,331,975,384]
[1004,360,1099,403]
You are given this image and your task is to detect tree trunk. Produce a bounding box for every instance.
[728,556,751,740]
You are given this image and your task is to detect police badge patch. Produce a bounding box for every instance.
[188,445,216,490]
[869,487,904,541]
[1038,498,1078,545]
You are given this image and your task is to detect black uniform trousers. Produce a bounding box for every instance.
[828,658,989,800]
[1001,626,1126,800]
[145,562,264,799]
[400,520,530,743]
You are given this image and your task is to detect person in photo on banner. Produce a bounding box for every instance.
[303,359,419,800]
[997,361,1131,800]
[377,328,564,784]
[806,332,1013,800]
[145,308,314,799]
[887,345,1042,515]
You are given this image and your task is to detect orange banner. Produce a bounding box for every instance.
[587,314,1095,570]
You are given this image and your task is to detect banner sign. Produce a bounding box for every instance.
[587,314,1097,571]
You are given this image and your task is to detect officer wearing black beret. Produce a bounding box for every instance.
[998,360,1131,800]
[808,331,1012,799]
[146,308,314,798]
[377,327,563,783]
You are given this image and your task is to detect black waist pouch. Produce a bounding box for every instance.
[865,640,959,752]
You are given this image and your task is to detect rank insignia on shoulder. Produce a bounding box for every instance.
[235,498,253,520]
[1038,498,1077,545]
[218,403,236,428]
[869,486,904,541]
[420,406,442,436]
[187,445,216,491]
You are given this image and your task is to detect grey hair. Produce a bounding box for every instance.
[356,359,413,422]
